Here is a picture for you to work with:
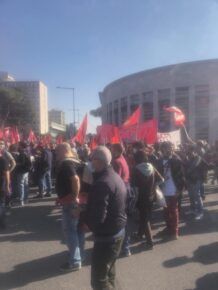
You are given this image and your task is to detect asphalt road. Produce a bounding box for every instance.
[0,185,218,290]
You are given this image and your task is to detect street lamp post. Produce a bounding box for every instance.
[56,86,76,135]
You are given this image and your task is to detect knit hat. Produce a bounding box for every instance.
[91,146,112,166]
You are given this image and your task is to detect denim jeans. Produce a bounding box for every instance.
[187,181,204,214]
[199,182,205,198]
[11,172,19,199]
[0,191,6,228]
[122,219,130,253]
[38,170,52,195]
[17,173,29,202]
[62,204,84,266]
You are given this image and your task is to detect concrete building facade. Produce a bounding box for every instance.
[49,109,65,126]
[0,72,48,134]
[99,59,218,143]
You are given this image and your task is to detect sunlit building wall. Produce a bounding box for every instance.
[0,72,48,134]
[99,59,218,143]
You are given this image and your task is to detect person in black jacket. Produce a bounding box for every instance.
[16,142,32,206]
[157,142,186,240]
[132,150,156,249]
[86,146,127,290]
[34,146,52,198]
[185,145,209,220]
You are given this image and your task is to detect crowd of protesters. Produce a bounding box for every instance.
[0,137,218,290]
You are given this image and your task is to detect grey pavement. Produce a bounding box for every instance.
[0,185,218,290]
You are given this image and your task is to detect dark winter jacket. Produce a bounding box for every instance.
[157,154,186,192]
[132,162,155,208]
[86,166,127,237]
[185,155,209,184]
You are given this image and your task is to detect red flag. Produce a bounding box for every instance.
[56,134,63,145]
[45,134,51,145]
[136,119,158,144]
[28,129,37,143]
[164,106,185,126]
[3,127,11,140]
[122,106,141,127]
[90,136,98,151]
[12,127,20,143]
[72,114,88,144]
[120,119,157,144]
[97,124,121,144]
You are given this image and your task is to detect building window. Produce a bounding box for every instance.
[195,85,209,140]
[130,94,139,113]
[113,100,119,125]
[158,89,171,132]
[175,87,189,129]
[120,97,128,123]
[108,102,113,124]
[143,102,153,121]
[142,91,153,121]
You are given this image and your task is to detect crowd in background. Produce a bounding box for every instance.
[0,137,218,290]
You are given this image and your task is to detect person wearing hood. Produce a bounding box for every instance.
[86,146,127,290]
[132,150,156,249]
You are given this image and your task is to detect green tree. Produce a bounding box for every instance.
[0,87,35,129]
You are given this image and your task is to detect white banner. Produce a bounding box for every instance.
[157,130,181,148]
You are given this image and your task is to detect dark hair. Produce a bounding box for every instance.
[19,141,28,149]
[112,143,124,155]
[9,144,18,152]
[132,141,146,150]
[134,149,148,164]
[160,141,174,151]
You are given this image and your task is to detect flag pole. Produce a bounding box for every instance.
[181,124,195,144]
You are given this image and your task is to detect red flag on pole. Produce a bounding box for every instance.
[56,134,63,145]
[12,127,20,143]
[164,106,185,126]
[122,106,141,127]
[90,136,98,151]
[120,119,158,144]
[28,129,37,143]
[72,114,88,144]
[96,124,121,144]
[3,127,11,141]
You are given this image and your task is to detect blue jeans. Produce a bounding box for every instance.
[17,173,29,202]
[62,204,84,266]
[122,220,130,253]
[199,182,205,198]
[188,181,204,214]
[38,170,52,194]
[0,191,6,228]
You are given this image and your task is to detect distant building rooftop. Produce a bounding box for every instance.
[0,71,15,81]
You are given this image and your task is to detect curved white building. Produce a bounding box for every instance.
[99,59,218,143]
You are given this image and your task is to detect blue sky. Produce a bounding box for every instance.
[1,0,218,132]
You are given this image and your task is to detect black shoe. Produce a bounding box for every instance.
[131,233,143,242]
[60,262,81,272]
[34,194,43,199]
[145,243,154,250]
[44,193,51,197]
[121,249,132,257]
